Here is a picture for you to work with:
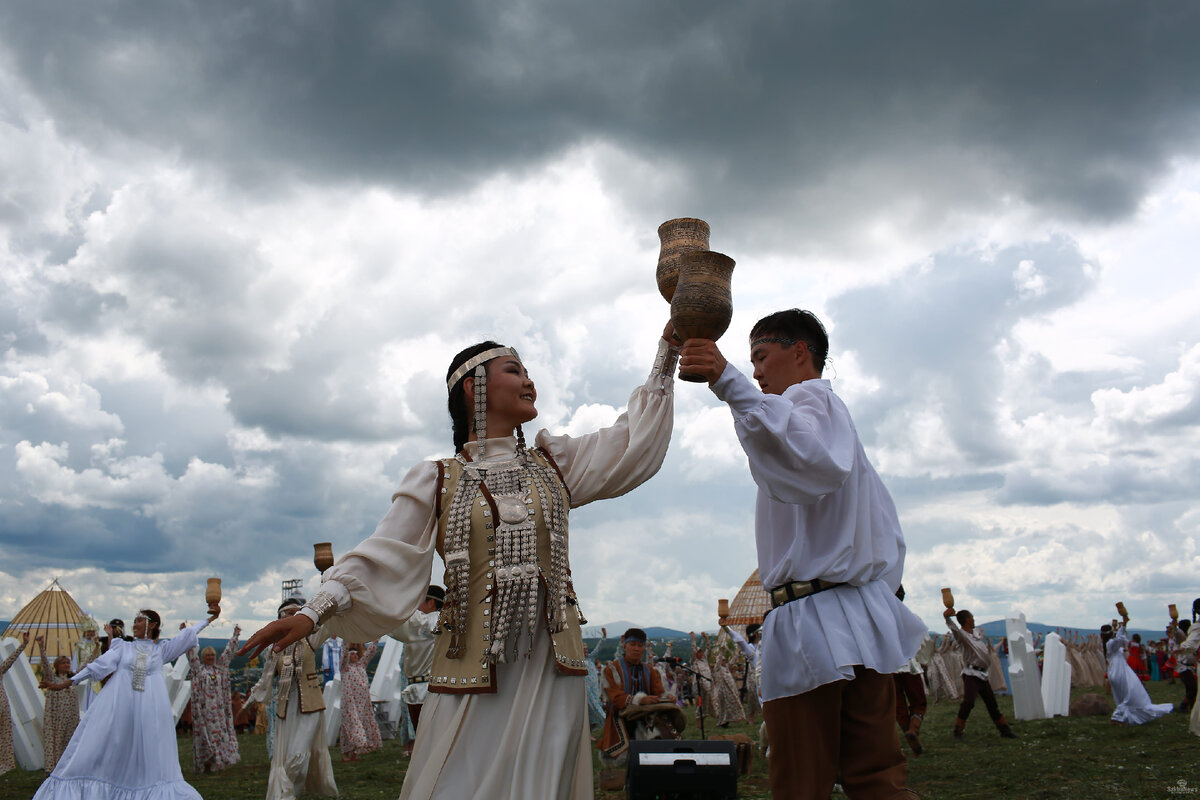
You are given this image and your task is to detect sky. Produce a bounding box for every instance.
[2,2,1200,637]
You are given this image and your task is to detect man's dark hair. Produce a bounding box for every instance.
[955,609,972,626]
[623,627,647,643]
[746,623,761,640]
[749,309,829,374]
[1182,620,1192,634]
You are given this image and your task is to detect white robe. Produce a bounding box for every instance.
[1107,625,1172,725]
[317,371,674,800]
[34,621,209,800]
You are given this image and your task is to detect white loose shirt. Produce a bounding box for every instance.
[711,364,926,701]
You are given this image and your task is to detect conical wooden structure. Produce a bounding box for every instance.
[724,568,771,626]
[1,578,88,660]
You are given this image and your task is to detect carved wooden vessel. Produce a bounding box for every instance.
[205,577,222,605]
[656,217,711,302]
[314,542,335,573]
[670,250,735,382]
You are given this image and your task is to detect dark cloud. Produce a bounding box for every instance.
[3,2,1198,238]
[831,235,1096,465]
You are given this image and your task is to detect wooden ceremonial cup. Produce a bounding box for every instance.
[1115,601,1128,619]
[314,542,335,573]
[656,217,711,302]
[1170,604,1179,621]
[205,578,222,605]
[941,588,954,609]
[670,250,735,381]
[718,598,730,620]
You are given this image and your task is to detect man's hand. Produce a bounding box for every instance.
[679,339,727,385]
[662,321,681,346]
[943,608,955,619]
[640,694,661,705]
[239,615,315,659]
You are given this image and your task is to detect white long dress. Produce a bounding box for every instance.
[34,620,210,800]
[318,370,674,800]
[1107,624,1172,725]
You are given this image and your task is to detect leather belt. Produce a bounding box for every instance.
[408,674,430,684]
[769,579,845,609]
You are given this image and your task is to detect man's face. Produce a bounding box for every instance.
[624,639,645,665]
[749,340,805,395]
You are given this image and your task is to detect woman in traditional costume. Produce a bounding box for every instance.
[339,640,382,761]
[244,330,677,800]
[72,621,102,714]
[246,598,338,800]
[184,624,242,773]
[37,636,80,772]
[0,632,29,776]
[1103,619,1172,725]
[34,605,218,799]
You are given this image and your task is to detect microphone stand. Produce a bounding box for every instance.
[670,660,713,740]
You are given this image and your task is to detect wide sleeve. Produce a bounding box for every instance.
[160,620,210,664]
[185,643,201,675]
[247,649,277,705]
[219,631,239,667]
[1182,625,1200,654]
[723,627,755,660]
[391,610,439,643]
[0,638,25,675]
[73,644,122,684]
[535,371,674,508]
[315,460,442,642]
[711,364,854,504]
[601,662,632,710]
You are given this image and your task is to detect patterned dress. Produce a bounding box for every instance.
[39,643,80,772]
[339,642,382,758]
[185,632,241,772]
[1,638,28,775]
[710,655,747,727]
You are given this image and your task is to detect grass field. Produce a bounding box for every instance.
[3,681,1197,799]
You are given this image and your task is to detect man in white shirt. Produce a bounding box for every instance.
[943,607,1016,740]
[681,309,926,800]
[390,585,443,756]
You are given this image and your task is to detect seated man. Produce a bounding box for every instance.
[598,627,684,766]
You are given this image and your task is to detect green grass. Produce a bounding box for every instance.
[3,682,1197,799]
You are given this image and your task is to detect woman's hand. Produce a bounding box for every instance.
[239,615,315,659]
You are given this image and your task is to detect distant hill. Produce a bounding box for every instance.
[973,619,1166,645]
[582,621,692,641]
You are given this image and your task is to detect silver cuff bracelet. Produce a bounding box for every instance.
[304,590,339,626]
[650,337,680,378]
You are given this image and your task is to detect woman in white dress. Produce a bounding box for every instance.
[244,329,677,800]
[1104,619,1173,725]
[34,604,219,800]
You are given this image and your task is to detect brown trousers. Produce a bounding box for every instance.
[893,672,927,732]
[762,666,917,800]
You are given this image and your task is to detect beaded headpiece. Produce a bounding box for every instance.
[447,346,521,461]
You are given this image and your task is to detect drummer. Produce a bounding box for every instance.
[597,627,681,765]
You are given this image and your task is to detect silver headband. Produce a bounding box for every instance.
[446,347,521,392]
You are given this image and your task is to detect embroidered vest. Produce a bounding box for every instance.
[275,638,324,718]
[429,447,588,694]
